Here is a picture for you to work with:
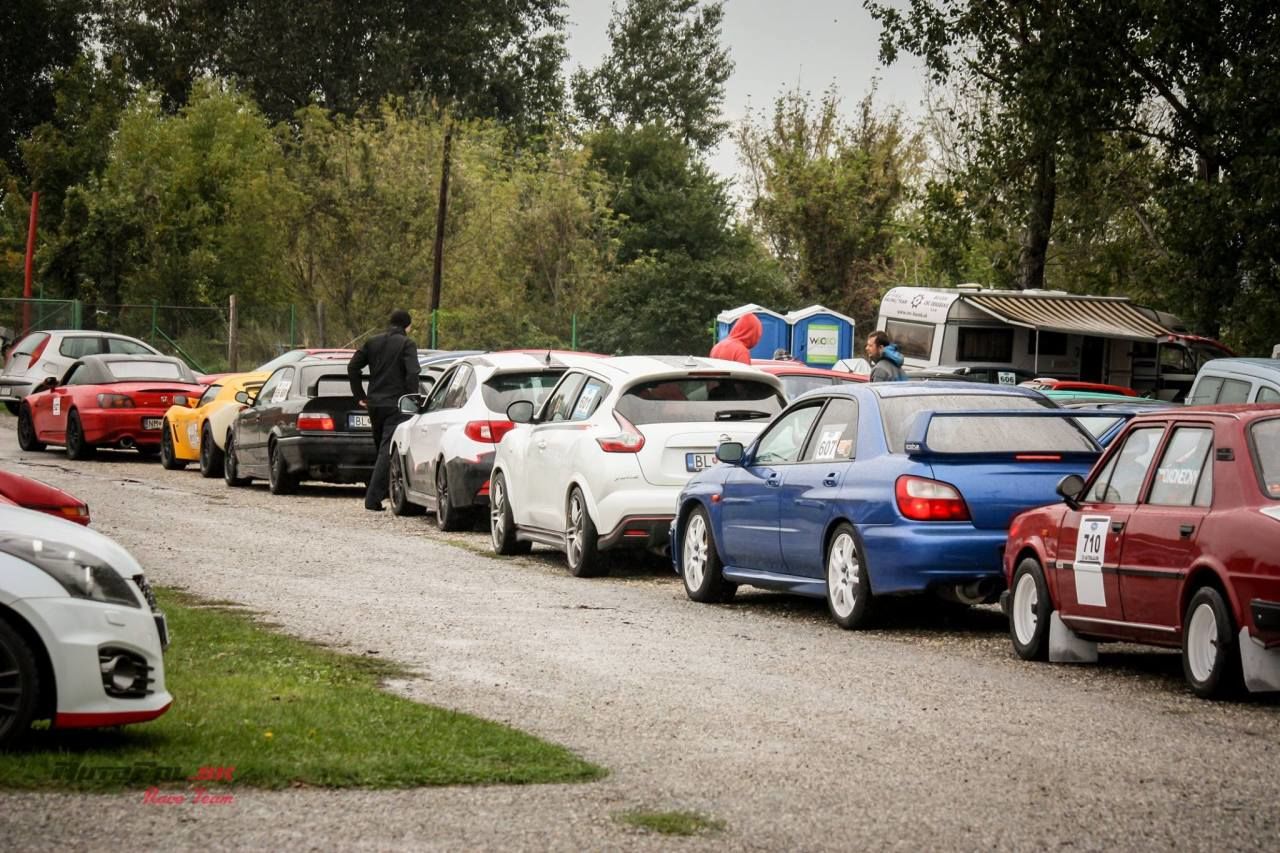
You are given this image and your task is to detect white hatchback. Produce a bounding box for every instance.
[489,356,785,576]
[0,506,172,747]
[1,330,159,412]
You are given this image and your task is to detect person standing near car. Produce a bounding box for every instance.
[348,309,420,511]
[709,313,762,364]
[865,331,908,382]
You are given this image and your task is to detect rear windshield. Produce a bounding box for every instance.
[12,333,48,357]
[1250,418,1280,499]
[616,377,783,425]
[107,361,185,381]
[880,393,1093,454]
[482,370,565,413]
[312,375,365,397]
[780,375,837,399]
[1071,415,1124,440]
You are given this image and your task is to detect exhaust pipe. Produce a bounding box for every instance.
[941,579,1001,606]
[119,436,135,449]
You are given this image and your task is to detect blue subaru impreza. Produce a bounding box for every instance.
[670,382,1102,629]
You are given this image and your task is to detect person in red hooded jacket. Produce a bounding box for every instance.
[709,313,762,364]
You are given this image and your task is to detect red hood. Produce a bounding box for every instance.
[728,313,763,349]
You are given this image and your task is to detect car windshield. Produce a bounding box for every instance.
[616,377,784,425]
[779,375,837,399]
[1250,418,1280,499]
[482,370,565,413]
[879,393,1091,453]
[106,361,185,381]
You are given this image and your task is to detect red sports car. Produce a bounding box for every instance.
[16,354,205,459]
[1002,405,1280,698]
[1021,378,1138,396]
[0,470,90,524]
[752,359,868,400]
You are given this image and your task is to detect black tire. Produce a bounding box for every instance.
[679,505,736,603]
[489,471,530,555]
[199,423,224,478]
[564,486,606,578]
[1009,557,1052,661]
[3,400,18,416]
[389,451,424,516]
[1182,586,1244,699]
[16,405,45,451]
[159,420,187,469]
[0,618,40,749]
[64,410,95,460]
[434,459,473,531]
[825,523,874,629]
[223,433,251,487]
[267,441,299,495]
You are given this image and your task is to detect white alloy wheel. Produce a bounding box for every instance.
[1185,600,1219,685]
[683,512,708,592]
[490,478,507,548]
[827,531,860,619]
[1012,571,1040,647]
[566,493,585,567]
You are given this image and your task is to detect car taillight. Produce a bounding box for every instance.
[596,411,645,453]
[895,475,971,522]
[97,393,135,408]
[464,420,516,443]
[27,335,50,365]
[297,413,335,431]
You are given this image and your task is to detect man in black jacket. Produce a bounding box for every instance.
[348,309,421,510]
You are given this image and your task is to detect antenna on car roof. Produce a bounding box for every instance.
[545,350,553,366]
[684,355,698,367]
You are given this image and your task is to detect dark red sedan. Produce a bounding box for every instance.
[16,354,205,459]
[1002,405,1280,698]
[0,470,90,524]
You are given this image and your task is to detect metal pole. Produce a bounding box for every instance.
[571,314,577,350]
[431,309,438,349]
[228,295,239,371]
[289,303,296,349]
[429,121,454,321]
[22,192,38,334]
[151,302,158,343]
[1034,328,1040,375]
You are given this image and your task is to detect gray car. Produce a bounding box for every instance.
[1,330,160,413]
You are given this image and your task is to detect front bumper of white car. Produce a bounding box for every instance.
[10,581,172,729]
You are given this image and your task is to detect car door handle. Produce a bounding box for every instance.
[1179,524,1195,537]
[766,474,781,488]
[822,473,839,487]
[1111,521,1126,533]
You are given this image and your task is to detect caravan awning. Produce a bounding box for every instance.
[961,293,1173,340]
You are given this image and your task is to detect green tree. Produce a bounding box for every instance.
[738,88,924,334]
[572,0,733,151]
[580,124,787,355]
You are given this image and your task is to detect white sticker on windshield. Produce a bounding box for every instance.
[814,426,847,460]
[572,383,600,420]
[272,380,291,403]
[1073,515,1109,607]
[52,397,61,416]
[998,371,1016,385]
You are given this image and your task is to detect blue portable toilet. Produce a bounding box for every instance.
[715,304,790,360]
[787,305,856,367]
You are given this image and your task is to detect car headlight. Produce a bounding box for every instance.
[0,536,141,608]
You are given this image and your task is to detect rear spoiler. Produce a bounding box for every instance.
[903,408,1124,459]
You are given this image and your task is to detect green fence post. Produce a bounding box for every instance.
[73,300,83,329]
[289,304,296,349]
[150,302,158,343]
[571,314,577,351]
[431,309,438,349]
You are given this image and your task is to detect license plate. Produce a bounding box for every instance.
[142,418,163,430]
[685,452,717,472]
[348,414,371,430]
[0,386,10,396]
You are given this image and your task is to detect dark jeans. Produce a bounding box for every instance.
[364,406,408,508]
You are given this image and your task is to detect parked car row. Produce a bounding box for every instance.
[7,344,1280,709]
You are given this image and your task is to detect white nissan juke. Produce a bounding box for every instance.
[0,506,171,747]
[489,356,785,576]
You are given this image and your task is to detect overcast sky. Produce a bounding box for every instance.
[560,0,928,190]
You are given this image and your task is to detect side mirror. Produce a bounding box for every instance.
[234,391,251,405]
[507,400,536,424]
[41,376,58,390]
[398,393,425,414]
[715,441,745,464]
[1057,474,1086,510]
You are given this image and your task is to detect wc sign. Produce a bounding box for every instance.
[805,323,840,365]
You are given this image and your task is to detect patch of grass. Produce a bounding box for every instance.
[615,810,726,836]
[0,588,605,791]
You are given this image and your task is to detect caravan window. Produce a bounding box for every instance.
[957,327,1014,362]
[884,319,934,360]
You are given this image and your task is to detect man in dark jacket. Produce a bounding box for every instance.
[865,330,908,382]
[348,309,421,510]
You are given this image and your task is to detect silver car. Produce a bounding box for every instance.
[1,330,160,412]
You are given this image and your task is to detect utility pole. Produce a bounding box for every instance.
[429,120,454,340]
[22,192,39,334]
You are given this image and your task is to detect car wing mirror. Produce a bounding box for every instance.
[234,391,251,405]
[1057,474,1086,510]
[41,376,58,390]
[507,400,536,424]
[399,393,425,414]
[715,441,745,465]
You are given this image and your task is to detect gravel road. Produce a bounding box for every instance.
[1,417,1277,851]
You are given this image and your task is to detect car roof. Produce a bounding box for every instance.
[751,360,867,380]
[866,380,1048,400]
[21,330,145,340]
[80,353,185,365]
[1129,402,1280,422]
[1197,358,1280,377]
[461,351,604,371]
[587,355,778,380]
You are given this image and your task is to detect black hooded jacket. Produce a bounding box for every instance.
[347,326,421,407]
